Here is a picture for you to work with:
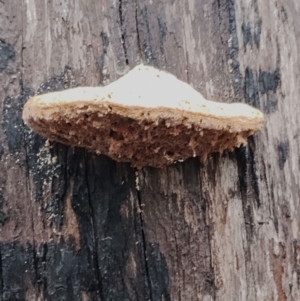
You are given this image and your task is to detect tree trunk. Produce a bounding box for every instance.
[0,0,299,300]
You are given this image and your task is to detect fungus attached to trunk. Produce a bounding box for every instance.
[22,65,264,168]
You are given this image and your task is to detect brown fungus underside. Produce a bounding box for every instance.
[22,65,264,168]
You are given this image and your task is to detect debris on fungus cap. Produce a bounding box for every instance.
[22,64,264,168]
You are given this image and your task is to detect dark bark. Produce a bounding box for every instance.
[1,0,300,300]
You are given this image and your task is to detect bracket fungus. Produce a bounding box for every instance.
[22,65,264,168]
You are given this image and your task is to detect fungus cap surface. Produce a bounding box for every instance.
[23,64,264,168]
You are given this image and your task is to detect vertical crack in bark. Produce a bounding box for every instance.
[179,0,190,84]
[236,147,259,300]
[136,184,153,300]
[169,209,181,300]
[23,131,42,295]
[134,0,142,58]
[118,0,129,65]
[0,247,3,299]
[216,0,225,45]
[22,113,41,294]
[24,126,41,295]
[292,239,300,286]
[21,0,41,295]
[20,0,24,90]
[202,198,217,300]
[228,0,242,101]
[84,154,103,301]
[185,52,190,84]
[248,137,261,208]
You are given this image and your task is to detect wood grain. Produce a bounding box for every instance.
[0,0,299,300]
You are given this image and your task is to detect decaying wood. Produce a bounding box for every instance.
[22,65,264,168]
[0,0,299,300]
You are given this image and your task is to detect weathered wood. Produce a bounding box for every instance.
[0,0,300,300]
